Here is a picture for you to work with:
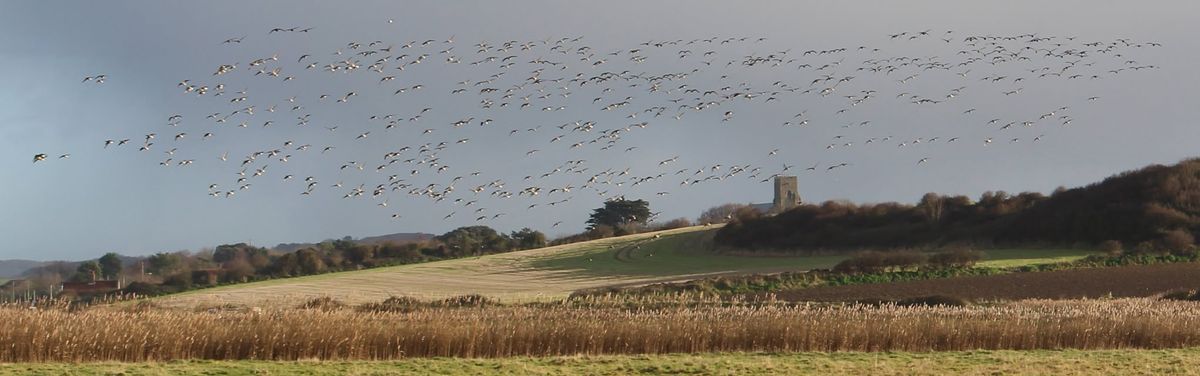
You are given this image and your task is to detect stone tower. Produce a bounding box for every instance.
[773,175,800,212]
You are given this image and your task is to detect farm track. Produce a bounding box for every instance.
[773,262,1200,302]
[611,237,661,263]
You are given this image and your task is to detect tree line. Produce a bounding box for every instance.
[20,198,673,299]
[716,158,1200,253]
[18,226,548,298]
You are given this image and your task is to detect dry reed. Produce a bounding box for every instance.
[2,296,1199,362]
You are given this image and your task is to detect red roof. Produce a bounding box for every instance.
[61,280,120,294]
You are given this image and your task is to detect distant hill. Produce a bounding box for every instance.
[273,232,435,253]
[0,260,46,278]
[358,232,436,245]
[717,157,1200,251]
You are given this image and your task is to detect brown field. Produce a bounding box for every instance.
[4,297,1200,362]
[774,262,1200,302]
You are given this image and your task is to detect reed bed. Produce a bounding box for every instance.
[2,297,1199,362]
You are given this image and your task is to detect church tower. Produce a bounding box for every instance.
[773,175,800,212]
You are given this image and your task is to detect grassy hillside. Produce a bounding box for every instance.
[156,225,1093,308]
[5,348,1198,375]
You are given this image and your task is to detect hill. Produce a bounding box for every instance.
[0,260,45,278]
[156,225,1090,308]
[357,232,436,245]
[717,158,1200,251]
[271,232,435,252]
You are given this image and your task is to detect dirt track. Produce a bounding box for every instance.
[773,262,1200,302]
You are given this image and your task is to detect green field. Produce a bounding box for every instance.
[526,229,847,277]
[3,348,1196,375]
[976,248,1096,268]
[530,230,1094,278]
[157,226,1095,308]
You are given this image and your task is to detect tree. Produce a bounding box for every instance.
[22,261,70,296]
[222,257,256,283]
[918,193,945,225]
[378,242,426,263]
[698,203,750,224]
[98,253,123,279]
[297,249,327,275]
[248,252,271,270]
[212,245,240,264]
[345,244,375,265]
[146,252,182,275]
[272,253,301,276]
[587,198,651,230]
[510,228,547,250]
[74,261,102,282]
[213,243,269,264]
[437,226,512,257]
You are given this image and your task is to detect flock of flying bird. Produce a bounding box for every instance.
[35,24,1161,227]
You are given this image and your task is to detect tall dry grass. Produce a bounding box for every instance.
[2,296,1200,362]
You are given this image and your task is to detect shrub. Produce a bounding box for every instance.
[928,248,983,269]
[358,296,425,313]
[730,205,763,222]
[882,251,928,270]
[1161,229,1196,255]
[833,251,887,274]
[698,203,756,224]
[298,297,345,311]
[589,225,616,239]
[442,294,496,307]
[655,218,693,231]
[162,272,193,289]
[1160,289,1200,301]
[1131,241,1159,255]
[1099,240,1124,256]
[835,250,931,274]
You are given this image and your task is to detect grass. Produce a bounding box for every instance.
[2,348,1199,375]
[533,234,1094,277]
[976,249,1095,268]
[154,225,1095,308]
[527,229,848,277]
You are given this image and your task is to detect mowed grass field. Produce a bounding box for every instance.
[4,348,1198,375]
[157,225,1094,308]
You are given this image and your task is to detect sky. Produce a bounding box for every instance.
[1,1,1197,261]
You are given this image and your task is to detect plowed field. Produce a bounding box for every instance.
[774,262,1200,302]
